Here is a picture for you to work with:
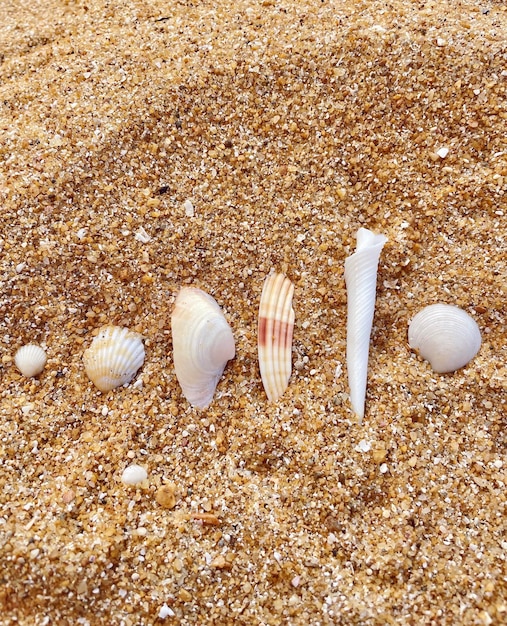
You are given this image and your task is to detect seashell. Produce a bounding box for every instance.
[258,273,295,402]
[121,464,148,485]
[14,344,47,377]
[408,304,481,373]
[83,325,145,392]
[171,288,235,409]
[344,228,387,423]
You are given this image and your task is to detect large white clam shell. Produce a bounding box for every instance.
[83,325,145,392]
[171,287,235,409]
[344,228,387,423]
[258,273,295,402]
[408,304,481,373]
[14,344,47,377]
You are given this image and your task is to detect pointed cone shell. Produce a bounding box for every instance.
[408,304,481,373]
[14,344,47,377]
[258,273,295,402]
[83,325,145,392]
[171,288,235,409]
[344,228,387,422]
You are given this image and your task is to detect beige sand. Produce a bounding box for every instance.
[0,0,506,623]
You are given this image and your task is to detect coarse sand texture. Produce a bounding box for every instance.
[0,1,506,624]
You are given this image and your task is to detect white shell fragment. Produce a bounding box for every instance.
[83,325,145,392]
[121,464,148,485]
[134,225,151,243]
[344,228,387,423]
[171,287,235,409]
[436,147,449,159]
[258,273,295,402]
[408,304,481,373]
[14,344,47,377]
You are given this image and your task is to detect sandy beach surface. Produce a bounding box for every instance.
[1,0,506,623]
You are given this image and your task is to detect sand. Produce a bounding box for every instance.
[0,0,506,623]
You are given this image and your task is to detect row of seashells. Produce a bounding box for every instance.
[12,228,482,421]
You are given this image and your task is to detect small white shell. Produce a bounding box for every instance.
[344,228,387,423]
[83,325,145,392]
[258,273,295,402]
[121,464,148,485]
[171,288,235,409]
[14,344,47,377]
[408,304,481,373]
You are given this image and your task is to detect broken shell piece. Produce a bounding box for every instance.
[171,288,235,409]
[408,304,481,373]
[344,228,387,423]
[83,325,145,392]
[258,273,295,402]
[14,344,47,377]
[436,147,449,159]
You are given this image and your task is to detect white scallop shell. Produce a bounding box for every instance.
[408,304,481,373]
[83,325,145,392]
[14,344,47,377]
[171,288,235,409]
[258,273,295,402]
[344,228,387,423]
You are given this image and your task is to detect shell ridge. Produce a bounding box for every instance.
[278,280,294,395]
[258,274,277,401]
[272,275,290,398]
[262,307,276,401]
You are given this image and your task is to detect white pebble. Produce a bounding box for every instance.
[334,362,343,379]
[184,199,194,217]
[354,439,371,453]
[436,147,449,158]
[121,464,148,485]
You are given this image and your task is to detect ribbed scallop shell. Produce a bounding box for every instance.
[171,288,235,409]
[408,304,481,373]
[258,273,295,402]
[344,228,387,423]
[83,325,145,392]
[14,344,47,377]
